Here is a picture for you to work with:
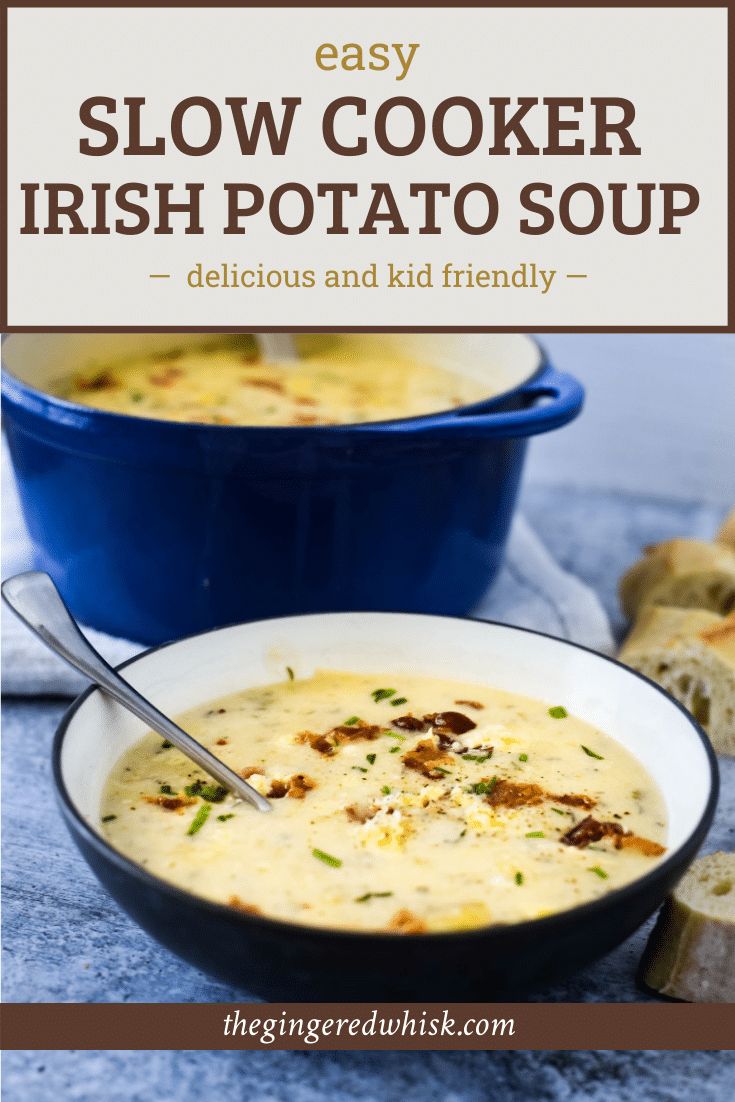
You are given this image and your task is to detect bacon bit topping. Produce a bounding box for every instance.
[264,773,317,800]
[560,814,664,856]
[554,792,596,810]
[478,778,597,811]
[346,803,379,824]
[216,737,229,746]
[485,779,545,808]
[618,833,666,857]
[297,721,381,755]
[228,895,262,915]
[393,710,479,738]
[402,738,453,779]
[331,723,382,742]
[149,366,183,387]
[76,370,118,391]
[425,711,477,736]
[243,377,284,393]
[143,794,196,813]
[561,815,620,848]
[387,909,427,935]
[295,731,338,755]
[287,774,316,800]
[391,714,429,732]
[455,699,485,710]
[240,766,262,779]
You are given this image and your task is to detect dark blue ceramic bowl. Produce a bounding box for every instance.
[2,334,583,644]
[53,612,718,1000]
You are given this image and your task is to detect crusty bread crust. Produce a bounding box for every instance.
[716,508,735,551]
[620,607,735,755]
[619,539,735,620]
[641,851,735,1002]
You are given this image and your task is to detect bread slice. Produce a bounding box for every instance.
[619,606,735,755]
[716,507,735,551]
[641,851,735,1002]
[619,539,735,620]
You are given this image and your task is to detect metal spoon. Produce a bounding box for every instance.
[1,571,271,813]
[255,333,299,362]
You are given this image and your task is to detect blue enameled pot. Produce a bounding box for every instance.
[2,334,583,643]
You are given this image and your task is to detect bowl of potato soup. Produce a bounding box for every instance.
[2,333,583,643]
[53,613,717,999]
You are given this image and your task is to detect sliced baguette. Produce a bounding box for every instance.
[619,606,735,755]
[641,851,735,1002]
[716,507,735,551]
[619,539,735,620]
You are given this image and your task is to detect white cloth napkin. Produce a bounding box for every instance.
[1,444,613,696]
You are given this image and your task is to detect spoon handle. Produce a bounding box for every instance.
[1,571,271,813]
[255,333,298,362]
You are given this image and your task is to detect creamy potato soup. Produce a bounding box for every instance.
[56,337,489,426]
[101,671,667,933]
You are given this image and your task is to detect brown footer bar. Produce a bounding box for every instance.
[2,1003,734,1051]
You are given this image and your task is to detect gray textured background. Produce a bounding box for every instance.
[2,334,734,1098]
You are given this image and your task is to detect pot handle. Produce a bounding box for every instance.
[384,365,584,439]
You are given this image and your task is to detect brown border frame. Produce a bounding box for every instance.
[2,1001,735,1051]
[0,0,732,332]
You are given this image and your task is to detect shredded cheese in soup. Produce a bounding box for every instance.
[56,337,490,426]
[101,671,667,933]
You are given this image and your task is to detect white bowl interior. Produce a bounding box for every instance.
[2,333,541,400]
[61,614,711,861]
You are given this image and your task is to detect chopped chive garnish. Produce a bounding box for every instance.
[389,746,401,754]
[286,666,295,681]
[525,831,545,838]
[313,848,342,868]
[518,753,528,762]
[355,891,393,903]
[160,740,173,749]
[130,391,144,403]
[217,813,235,822]
[469,776,497,796]
[464,753,490,763]
[384,731,406,741]
[434,767,451,775]
[581,745,604,760]
[101,814,116,823]
[390,697,408,707]
[551,807,568,816]
[515,871,524,886]
[159,784,176,796]
[548,706,568,719]
[352,766,368,774]
[184,781,228,802]
[366,753,376,765]
[381,785,391,795]
[590,865,608,879]
[344,716,361,726]
[371,688,396,702]
[187,804,211,836]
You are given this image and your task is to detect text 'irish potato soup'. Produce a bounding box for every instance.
[101,671,667,933]
[55,336,490,426]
